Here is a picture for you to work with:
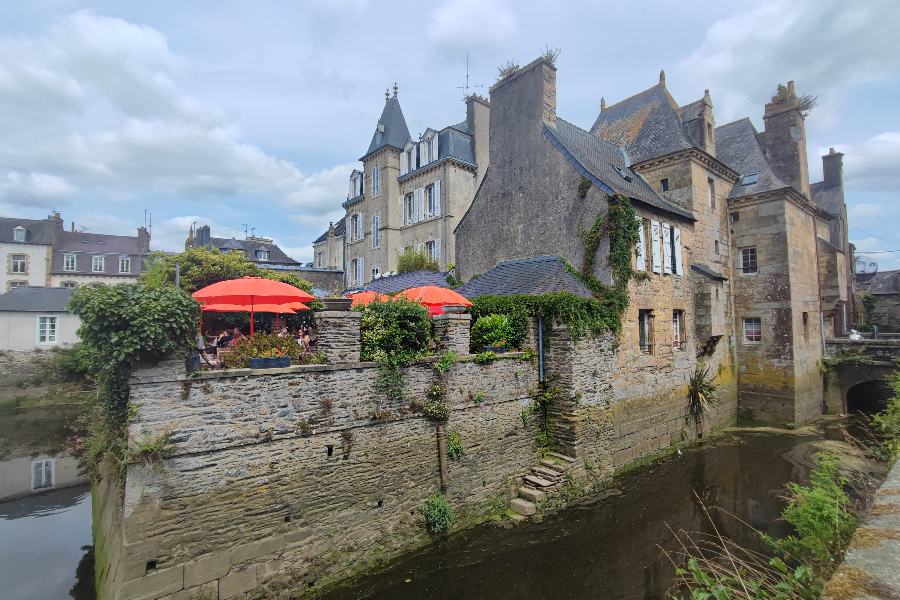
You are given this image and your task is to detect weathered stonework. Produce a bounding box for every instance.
[313,311,361,363]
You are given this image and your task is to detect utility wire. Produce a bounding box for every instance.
[850,224,900,243]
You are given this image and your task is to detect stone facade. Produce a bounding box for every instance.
[311,219,344,271]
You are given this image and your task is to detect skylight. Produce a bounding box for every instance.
[741,173,759,186]
[611,165,633,182]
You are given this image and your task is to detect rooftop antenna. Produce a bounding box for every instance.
[143,208,148,228]
[80,226,89,233]
[242,224,248,239]
[251,227,256,238]
[457,52,483,99]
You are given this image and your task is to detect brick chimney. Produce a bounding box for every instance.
[822,147,844,189]
[763,81,811,198]
[488,57,557,152]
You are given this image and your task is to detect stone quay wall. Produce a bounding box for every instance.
[98,313,739,600]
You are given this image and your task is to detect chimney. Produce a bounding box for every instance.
[196,225,211,248]
[762,80,811,198]
[822,148,844,189]
[488,56,557,152]
[137,226,150,252]
[466,93,491,183]
[600,97,606,112]
[71,222,74,232]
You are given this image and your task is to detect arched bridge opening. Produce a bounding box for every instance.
[846,380,894,415]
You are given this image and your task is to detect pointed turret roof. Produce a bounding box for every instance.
[361,96,412,161]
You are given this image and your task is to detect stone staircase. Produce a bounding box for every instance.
[509,452,576,519]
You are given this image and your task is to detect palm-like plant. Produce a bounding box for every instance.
[688,364,718,417]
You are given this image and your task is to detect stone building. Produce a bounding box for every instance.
[311,217,344,270]
[455,57,849,425]
[325,85,489,289]
[857,270,900,332]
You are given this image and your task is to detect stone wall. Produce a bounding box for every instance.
[0,348,54,388]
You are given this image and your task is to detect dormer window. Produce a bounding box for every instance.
[256,250,269,261]
[421,131,439,165]
[13,226,26,242]
[349,172,363,198]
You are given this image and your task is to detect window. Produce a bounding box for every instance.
[349,172,363,198]
[317,252,324,268]
[61,282,77,288]
[64,254,76,271]
[13,226,26,242]
[11,254,26,273]
[740,247,758,274]
[37,316,57,344]
[730,212,740,223]
[372,165,380,195]
[741,173,759,186]
[743,317,761,344]
[372,266,380,278]
[255,251,269,261]
[372,215,380,248]
[714,240,719,254]
[707,123,713,143]
[119,257,132,272]
[406,193,415,225]
[612,165,633,182]
[673,310,684,350]
[425,240,441,262]
[32,459,53,490]
[661,178,669,192]
[638,310,653,353]
[707,178,715,208]
[802,312,810,342]
[9,281,26,289]
[92,256,105,272]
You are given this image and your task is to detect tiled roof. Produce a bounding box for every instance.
[364,270,450,293]
[545,119,694,220]
[456,255,593,299]
[590,84,696,164]
[0,217,57,244]
[313,217,345,245]
[448,121,471,135]
[438,128,475,165]
[715,118,787,199]
[361,97,412,161]
[209,237,300,265]
[867,270,900,295]
[691,264,727,281]
[811,181,844,217]
[0,287,74,312]
[55,231,144,254]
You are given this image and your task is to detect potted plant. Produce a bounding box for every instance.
[321,297,353,311]
[471,314,513,354]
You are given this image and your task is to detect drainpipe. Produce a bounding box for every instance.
[538,315,544,383]
[441,161,447,269]
[175,263,180,289]
[436,424,448,490]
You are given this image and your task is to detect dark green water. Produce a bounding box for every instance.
[321,423,868,600]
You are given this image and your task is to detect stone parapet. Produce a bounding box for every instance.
[314,310,361,364]
[433,313,472,355]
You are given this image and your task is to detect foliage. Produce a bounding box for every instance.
[395,245,441,274]
[471,314,514,351]
[445,264,463,289]
[142,247,313,294]
[473,351,496,365]
[762,453,859,575]
[433,351,458,375]
[423,380,450,420]
[53,343,102,381]
[873,366,900,466]
[862,294,877,325]
[221,333,305,368]
[420,492,453,534]
[577,176,592,199]
[447,430,463,459]
[127,431,176,471]
[496,59,520,81]
[541,45,561,66]
[688,364,719,418]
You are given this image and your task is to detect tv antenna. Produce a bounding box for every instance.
[242,224,248,239]
[251,227,256,237]
[457,52,483,99]
[143,209,152,237]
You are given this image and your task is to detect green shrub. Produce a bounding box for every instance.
[688,364,718,418]
[53,343,102,381]
[360,297,432,365]
[473,351,496,365]
[447,430,463,459]
[221,333,304,368]
[471,314,514,351]
[873,367,900,466]
[420,492,453,533]
[396,245,441,274]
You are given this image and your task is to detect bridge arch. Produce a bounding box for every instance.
[845,379,893,414]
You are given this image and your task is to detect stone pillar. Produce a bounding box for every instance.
[433,313,471,356]
[314,311,361,364]
[523,317,540,351]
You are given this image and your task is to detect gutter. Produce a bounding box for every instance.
[441,161,447,269]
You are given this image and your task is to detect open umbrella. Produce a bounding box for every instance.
[348,291,390,307]
[193,276,314,335]
[397,286,472,308]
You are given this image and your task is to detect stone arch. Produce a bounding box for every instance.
[846,379,893,414]
[823,362,894,414]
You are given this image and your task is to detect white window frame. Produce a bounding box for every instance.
[743,317,762,345]
[372,165,379,195]
[32,459,54,490]
[11,254,26,274]
[406,193,415,225]
[61,281,77,289]
[425,240,441,262]
[673,310,683,350]
[14,226,26,242]
[372,266,379,278]
[64,254,76,271]
[255,251,269,261]
[119,257,132,272]
[638,310,653,353]
[37,315,58,345]
[707,178,715,208]
[92,255,105,272]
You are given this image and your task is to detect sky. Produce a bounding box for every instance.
[0,0,898,268]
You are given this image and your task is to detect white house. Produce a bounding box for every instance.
[0,287,79,350]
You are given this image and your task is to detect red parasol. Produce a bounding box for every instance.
[396,286,472,307]
[193,277,314,335]
[348,291,391,307]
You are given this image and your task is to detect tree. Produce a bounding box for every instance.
[396,245,441,274]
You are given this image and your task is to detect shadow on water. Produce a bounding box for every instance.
[321,422,873,600]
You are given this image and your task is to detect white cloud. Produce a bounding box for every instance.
[0,172,76,206]
[832,133,900,192]
[675,0,900,124]
[428,0,518,54]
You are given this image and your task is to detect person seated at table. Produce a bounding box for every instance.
[218,329,234,346]
[278,326,289,338]
[200,350,222,368]
[232,328,244,340]
[300,328,311,348]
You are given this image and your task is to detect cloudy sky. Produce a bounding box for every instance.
[0,0,898,267]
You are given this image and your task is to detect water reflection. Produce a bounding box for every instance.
[321,426,860,600]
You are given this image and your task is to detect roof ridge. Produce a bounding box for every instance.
[715,116,752,131]
[595,83,662,116]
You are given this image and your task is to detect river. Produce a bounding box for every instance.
[0,387,879,600]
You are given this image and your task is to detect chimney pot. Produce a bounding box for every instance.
[600,97,606,111]
[659,70,666,86]
[787,81,795,95]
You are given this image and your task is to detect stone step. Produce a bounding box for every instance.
[524,475,555,487]
[510,498,537,516]
[532,466,561,481]
[519,487,546,502]
[508,513,526,523]
[541,459,568,473]
[547,452,576,463]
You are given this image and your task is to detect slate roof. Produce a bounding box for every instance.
[209,237,300,265]
[691,264,727,281]
[364,270,450,293]
[456,255,593,299]
[715,118,787,200]
[590,84,696,165]
[0,217,58,245]
[448,121,471,135]
[313,217,346,245]
[55,231,145,255]
[545,119,694,220]
[361,97,412,161]
[438,128,476,165]
[0,287,74,312]
[867,270,900,295]
[811,181,844,216]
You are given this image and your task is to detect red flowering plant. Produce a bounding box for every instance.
[222,333,302,368]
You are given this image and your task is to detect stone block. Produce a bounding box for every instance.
[519,487,546,502]
[184,551,230,588]
[218,567,258,599]
[119,565,184,600]
[510,498,537,516]
[230,535,285,565]
[160,581,217,600]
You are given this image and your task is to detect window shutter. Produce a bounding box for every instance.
[673,227,683,275]
[417,187,425,222]
[401,196,406,225]
[400,151,407,176]
[360,257,364,284]
[360,212,365,240]
[662,223,672,274]
[434,180,441,216]
[651,220,662,274]
[419,141,426,166]
[434,239,441,261]
[432,135,439,162]
[635,217,646,271]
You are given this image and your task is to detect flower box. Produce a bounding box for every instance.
[481,346,505,354]
[249,356,292,369]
